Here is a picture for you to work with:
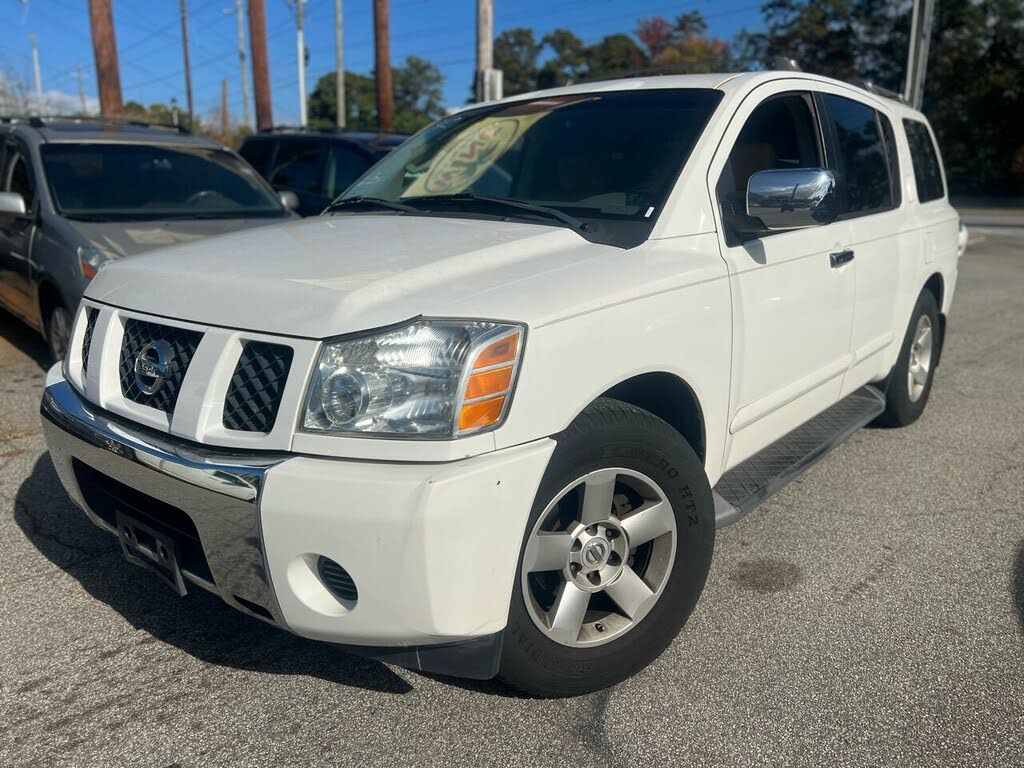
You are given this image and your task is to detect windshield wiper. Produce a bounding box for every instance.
[325,196,419,214]
[401,193,591,234]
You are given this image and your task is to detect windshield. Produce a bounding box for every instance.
[41,143,286,221]
[339,88,721,247]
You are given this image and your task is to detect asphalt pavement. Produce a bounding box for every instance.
[1,223,1022,767]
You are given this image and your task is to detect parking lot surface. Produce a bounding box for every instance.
[1,225,1022,768]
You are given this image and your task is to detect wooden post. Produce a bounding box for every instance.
[179,0,195,129]
[372,0,394,131]
[221,79,229,137]
[249,0,273,130]
[88,0,123,116]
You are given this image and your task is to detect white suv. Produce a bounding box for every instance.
[42,72,963,697]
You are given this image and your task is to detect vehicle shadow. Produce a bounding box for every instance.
[0,307,50,369]
[14,452,413,695]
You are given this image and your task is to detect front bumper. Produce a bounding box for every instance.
[41,373,554,678]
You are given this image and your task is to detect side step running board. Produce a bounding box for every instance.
[713,386,886,528]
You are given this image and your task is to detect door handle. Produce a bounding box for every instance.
[830,249,855,268]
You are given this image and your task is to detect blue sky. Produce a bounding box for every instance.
[4,0,763,125]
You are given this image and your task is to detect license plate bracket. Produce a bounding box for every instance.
[115,511,187,596]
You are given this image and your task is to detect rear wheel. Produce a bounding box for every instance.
[499,398,714,697]
[875,290,941,427]
[45,302,72,364]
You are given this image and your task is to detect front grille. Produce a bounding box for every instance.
[118,319,202,414]
[222,341,294,433]
[73,459,214,584]
[81,307,97,375]
[317,556,358,603]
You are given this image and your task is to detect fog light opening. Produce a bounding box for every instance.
[316,556,359,604]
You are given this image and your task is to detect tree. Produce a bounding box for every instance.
[736,0,858,78]
[585,34,648,80]
[392,56,444,133]
[494,27,543,96]
[637,12,732,74]
[537,28,587,89]
[737,0,1024,195]
[309,56,445,133]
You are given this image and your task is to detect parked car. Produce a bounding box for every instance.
[41,72,964,697]
[0,117,297,361]
[238,128,408,216]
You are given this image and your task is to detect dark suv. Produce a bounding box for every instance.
[238,129,407,216]
[0,116,295,361]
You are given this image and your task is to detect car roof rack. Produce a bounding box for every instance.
[851,79,909,104]
[0,114,190,134]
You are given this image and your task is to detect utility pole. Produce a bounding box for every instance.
[179,0,194,129]
[335,0,345,128]
[289,0,307,126]
[475,0,502,102]
[372,0,394,131]
[234,0,251,128]
[75,64,87,114]
[29,33,43,100]
[904,0,936,109]
[88,0,123,116]
[249,0,273,130]
[221,78,229,137]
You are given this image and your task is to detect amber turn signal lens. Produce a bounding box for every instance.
[459,396,506,431]
[473,333,520,369]
[465,366,513,400]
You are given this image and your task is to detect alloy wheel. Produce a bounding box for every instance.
[521,467,677,648]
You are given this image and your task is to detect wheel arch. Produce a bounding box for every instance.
[36,278,66,329]
[599,371,706,464]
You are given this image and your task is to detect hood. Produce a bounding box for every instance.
[86,214,618,337]
[70,216,289,258]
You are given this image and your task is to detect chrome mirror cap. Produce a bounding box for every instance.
[746,168,837,231]
[0,192,27,219]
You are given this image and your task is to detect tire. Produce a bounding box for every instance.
[875,289,941,427]
[499,398,715,697]
[44,302,72,364]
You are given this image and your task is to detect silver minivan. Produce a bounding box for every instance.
[0,117,297,361]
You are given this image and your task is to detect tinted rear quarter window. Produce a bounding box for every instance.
[903,119,945,202]
[822,93,893,216]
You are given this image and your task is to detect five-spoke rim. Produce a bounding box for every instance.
[907,314,933,403]
[521,467,676,648]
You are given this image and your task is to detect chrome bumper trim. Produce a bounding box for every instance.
[41,379,290,625]
[41,380,288,503]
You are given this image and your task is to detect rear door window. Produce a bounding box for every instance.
[821,94,894,217]
[269,139,326,194]
[903,119,945,202]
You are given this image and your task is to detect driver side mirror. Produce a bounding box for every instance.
[0,192,27,222]
[746,168,837,231]
[279,190,299,211]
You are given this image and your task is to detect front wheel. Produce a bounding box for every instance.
[499,398,715,697]
[45,302,73,364]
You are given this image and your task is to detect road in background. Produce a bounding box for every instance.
[1,223,1022,767]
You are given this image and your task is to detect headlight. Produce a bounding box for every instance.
[303,319,524,438]
[78,246,116,279]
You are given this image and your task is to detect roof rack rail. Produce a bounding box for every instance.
[851,79,908,104]
[0,114,190,133]
[771,56,803,72]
